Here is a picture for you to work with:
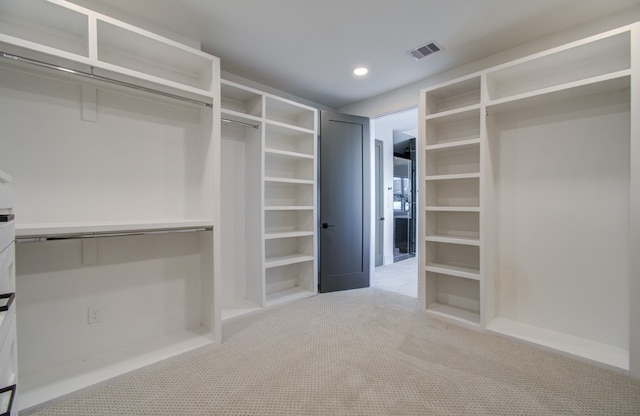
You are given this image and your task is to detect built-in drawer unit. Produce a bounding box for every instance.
[0,170,17,416]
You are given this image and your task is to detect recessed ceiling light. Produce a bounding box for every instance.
[353,67,368,76]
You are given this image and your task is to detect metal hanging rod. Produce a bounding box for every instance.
[0,51,213,108]
[222,117,260,129]
[15,226,212,243]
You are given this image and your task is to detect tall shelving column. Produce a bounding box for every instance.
[219,80,318,317]
[263,97,318,307]
[419,75,483,326]
[219,80,264,320]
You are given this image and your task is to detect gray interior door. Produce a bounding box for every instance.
[319,111,370,293]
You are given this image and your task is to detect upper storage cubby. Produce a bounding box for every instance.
[221,80,263,119]
[265,151,314,183]
[265,124,315,157]
[264,182,314,208]
[425,143,480,177]
[0,0,89,57]
[96,20,214,91]
[0,0,216,103]
[266,96,315,131]
[424,108,480,147]
[425,178,480,209]
[424,76,481,116]
[486,31,630,102]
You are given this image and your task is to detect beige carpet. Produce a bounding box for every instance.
[30,288,640,415]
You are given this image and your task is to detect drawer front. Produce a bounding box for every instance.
[0,242,14,295]
[0,309,17,412]
[0,183,11,211]
[0,293,15,351]
[0,222,14,256]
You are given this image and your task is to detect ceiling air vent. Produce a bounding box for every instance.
[408,41,442,60]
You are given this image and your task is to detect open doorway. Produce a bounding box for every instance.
[371,108,418,298]
[393,139,416,262]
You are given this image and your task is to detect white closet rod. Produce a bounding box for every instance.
[15,226,212,243]
[0,51,213,108]
[222,118,259,129]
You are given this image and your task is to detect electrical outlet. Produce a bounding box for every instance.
[87,307,101,324]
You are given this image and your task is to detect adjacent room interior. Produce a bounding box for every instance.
[370,109,419,298]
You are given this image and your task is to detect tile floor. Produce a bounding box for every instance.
[371,256,417,298]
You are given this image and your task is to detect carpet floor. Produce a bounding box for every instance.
[30,288,640,415]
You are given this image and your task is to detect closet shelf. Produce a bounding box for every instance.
[424,75,481,115]
[425,138,480,151]
[0,43,214,107]
[221,300,262,322]
[264,231,314,240]
[264,254,314,269]
[485,30,630,101]
[265,148,314,160]
[264,177,314,185]
[91,61,214,104]
[425,173,480,181]
[425,263,480,280]
[264,206,314,211]
[220,80,263,117]
[425,206,480,212]
[485,71,630,115]
[423,104,481,121]
[265,287,315,308]
[15,219,213,240]
[221,109,262,126]
[425,235,480,246]
[0,33,91,68]
[265,119,315,135]
[487,318,629,371]
[426,303,481,327]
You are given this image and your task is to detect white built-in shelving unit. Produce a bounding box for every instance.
[419,23,639,377]
[220,80,318,321]
[0,170,17,416]
[0,0,221,411]
[420,74,482,326]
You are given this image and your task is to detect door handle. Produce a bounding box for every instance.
[379,217,385,221]
[322,223,335,229]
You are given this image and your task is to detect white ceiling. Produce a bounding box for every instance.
[69,0,640,109]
